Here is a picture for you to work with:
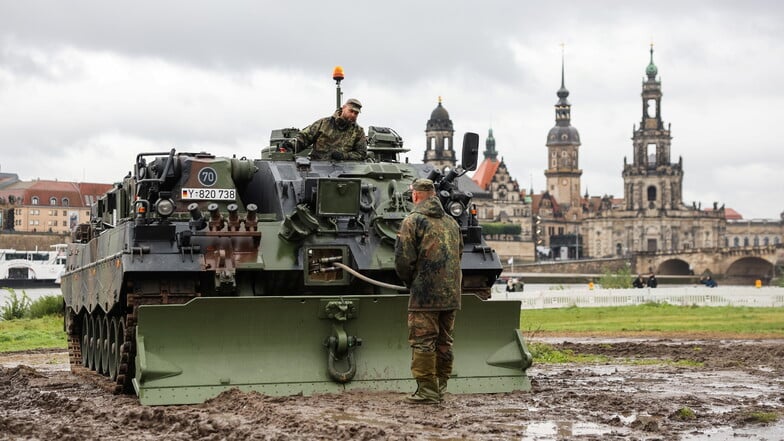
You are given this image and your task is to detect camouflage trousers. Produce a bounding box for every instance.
[408,310,456,359]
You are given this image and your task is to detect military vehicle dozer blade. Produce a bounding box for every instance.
[133,294,532,405]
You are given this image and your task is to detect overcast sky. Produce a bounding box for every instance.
[0,1,782,219]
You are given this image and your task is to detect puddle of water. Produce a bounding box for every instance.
[0,351,69,372]
[610,412,637,425]
[681,420,784,441]
[677,370,781,399]
[520,420,629,440]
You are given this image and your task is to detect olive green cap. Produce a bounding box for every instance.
[411,178,435,192]
[345,98,362,113]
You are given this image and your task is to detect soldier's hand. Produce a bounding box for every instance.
[330,151,344,160]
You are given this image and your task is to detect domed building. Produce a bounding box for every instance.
[422,97,456,170]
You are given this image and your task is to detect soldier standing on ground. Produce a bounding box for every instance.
[291,98,368,161]
[394,178,464,404]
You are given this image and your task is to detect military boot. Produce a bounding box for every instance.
[406,351,440,404]
[436,357,453,401]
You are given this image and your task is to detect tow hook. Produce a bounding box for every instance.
[322,299,362,383]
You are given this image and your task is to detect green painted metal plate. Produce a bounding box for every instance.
[133,294,531,405]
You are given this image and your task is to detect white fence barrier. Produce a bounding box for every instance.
[491,286,784,309]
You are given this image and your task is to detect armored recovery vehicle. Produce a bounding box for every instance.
[61,76,532,406]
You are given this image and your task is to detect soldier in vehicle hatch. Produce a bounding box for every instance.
[394,178,464,404]
[290,98,368,161]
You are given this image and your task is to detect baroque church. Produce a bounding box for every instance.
[421,46,783,262]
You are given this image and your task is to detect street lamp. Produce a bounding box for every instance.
[533,215,543,261]
[575,225,580,260]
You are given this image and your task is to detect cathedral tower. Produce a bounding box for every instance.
[544,53,582,208]
[423,97,456,169]
[622,45,683,211]
[484,128,498,160]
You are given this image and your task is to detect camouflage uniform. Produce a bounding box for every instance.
[395,188,463,402]
[295,110,368,161]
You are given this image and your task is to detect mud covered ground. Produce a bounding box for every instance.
[1,337,783,440]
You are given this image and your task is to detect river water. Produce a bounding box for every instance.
[0,286,62,309]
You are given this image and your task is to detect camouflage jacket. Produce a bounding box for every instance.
[394,195,463,311]
[296,110,367,160]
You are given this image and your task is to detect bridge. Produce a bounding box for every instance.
[508,245,783,285]
[634,245,783,284]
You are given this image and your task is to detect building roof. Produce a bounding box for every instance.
[471,158,500,191]
[426,97,453,131]
[0,179,113,208]
[723,208,743,220]
[0,173,19,189]
[705,207,743,220]
[457,173,485,196]
[532,192,562,216]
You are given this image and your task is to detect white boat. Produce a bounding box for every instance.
[0,244,67,288]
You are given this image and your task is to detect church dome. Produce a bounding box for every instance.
[546,125,580,145]
[646,60,658,78]
[427,98,453,131]
[431,102,449,120]
[645,45,658,79]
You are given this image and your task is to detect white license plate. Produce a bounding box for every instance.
[181,188,237,200]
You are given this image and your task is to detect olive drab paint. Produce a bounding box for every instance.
[61,76,532,405]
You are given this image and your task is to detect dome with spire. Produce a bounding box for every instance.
[547,53,580,146]
[646,44,658,79]
[484,127,498,160]
[557,84,570,101]
[427,97,453,131]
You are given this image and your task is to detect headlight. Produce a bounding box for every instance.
[448,201,465,217]
[155,199,175,217]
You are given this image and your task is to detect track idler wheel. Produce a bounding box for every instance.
[107,316,120,381]
[81,314,90,367]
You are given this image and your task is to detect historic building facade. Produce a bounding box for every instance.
[555,48,727,258]
[0,179,112,234]
[469,129,535,260]
[421,46,782,262]
[471,129,531,224]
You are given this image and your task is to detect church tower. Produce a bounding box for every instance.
[622,45,683,211]
[544,53,582,208]
[484,128,498,160]
[423,97,456,170]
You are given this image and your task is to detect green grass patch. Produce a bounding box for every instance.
[521,304,784,335]
[530,341,705,367]
[741,411,779,424]
[626,358,704,368]
[0,315,67,353]
[529,342,610,364]
[673,407,697,420]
